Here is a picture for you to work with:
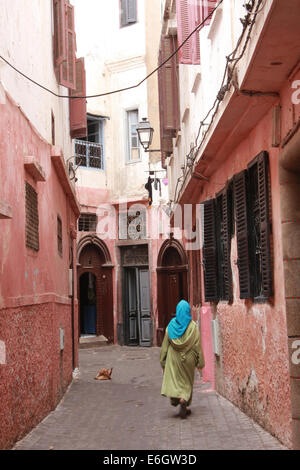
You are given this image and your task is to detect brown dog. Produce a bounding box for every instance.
[94,368,113,381]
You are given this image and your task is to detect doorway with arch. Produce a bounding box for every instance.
[77,236,114,343]
[156,239,189,346]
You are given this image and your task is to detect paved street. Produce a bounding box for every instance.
[14,346,287,451]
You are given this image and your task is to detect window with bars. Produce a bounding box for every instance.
[75,116,104,170]
[78,214,97,232]
[57,216,63,256]
[201,151,273,303]
[126,110,140,162]
[25,182,39,251]
[120,0,137,27]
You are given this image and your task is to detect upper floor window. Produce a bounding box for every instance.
[75,115,104,170]
[120,0,137,27]
[78,213,97,232]
[126,109,140,162]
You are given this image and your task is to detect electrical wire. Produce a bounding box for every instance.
[173,0,265,205]
[0,0,224,100]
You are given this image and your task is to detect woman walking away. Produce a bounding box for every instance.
[160,300,205,419]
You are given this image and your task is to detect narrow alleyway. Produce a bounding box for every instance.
[14,346,287,451]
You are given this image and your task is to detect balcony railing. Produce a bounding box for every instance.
[74,139,104,170]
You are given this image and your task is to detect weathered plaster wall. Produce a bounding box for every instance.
[0,0,72,160]
[0,302,73,450]
[195,73,300,447]
[0,88,77,449]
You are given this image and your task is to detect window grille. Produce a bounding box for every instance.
[78,214,97,232]
[74,117,104,170]
[25,182,39,251]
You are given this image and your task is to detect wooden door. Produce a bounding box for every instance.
[138,269,152,347]
[127,268,139,345]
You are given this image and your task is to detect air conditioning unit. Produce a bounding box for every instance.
[211,318,220,356]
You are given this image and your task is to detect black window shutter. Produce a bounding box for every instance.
[222,187,233,301]
[256,151,273,299]
[234,170,252,299]
[202,199,219,302]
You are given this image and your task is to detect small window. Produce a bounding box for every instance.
[75,116,104,170]
[78,214,97,232]
[25,182,39,251]
[120,0,137,27]
[57,215,63,256]
[126,110,140,162]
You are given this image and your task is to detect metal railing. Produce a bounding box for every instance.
[74,139,104,170]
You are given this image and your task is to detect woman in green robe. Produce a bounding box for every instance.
[160,300,205,419]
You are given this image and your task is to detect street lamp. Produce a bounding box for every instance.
[136,118,160,152]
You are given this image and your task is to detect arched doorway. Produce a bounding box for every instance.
[77,237,114,343]
[156,239,189,346]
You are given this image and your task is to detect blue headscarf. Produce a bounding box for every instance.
[167,300,192,340]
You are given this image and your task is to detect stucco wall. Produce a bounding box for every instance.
[0,83,77,450]
[0,0,73,160]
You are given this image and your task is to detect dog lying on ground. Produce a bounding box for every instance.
[94,368,113,381]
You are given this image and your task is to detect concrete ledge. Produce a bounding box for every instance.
[24,156,46,182]
[79,335,108,349]
[0,201,12,219]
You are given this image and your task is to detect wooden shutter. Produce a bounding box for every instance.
[200,0,218,26]
[202,199,219,302]
[70,57,87,138]
[257,152,272,298]
[158,36,179,134]
[234,170,252,299]
[221,187,233,301]
[177,0,193,64]
[120,0,127,26]
[53,0,66,66]
[192,2,200,65]
[127,0,137,23]
[25,182,39,252]
[59,0,76,90]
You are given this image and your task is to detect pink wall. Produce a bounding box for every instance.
[76,186,167,346]
[0,92,78,449]
[181,72,300,448]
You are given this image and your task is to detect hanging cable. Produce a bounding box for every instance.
[173,0,264,205]
[0,1,223,100]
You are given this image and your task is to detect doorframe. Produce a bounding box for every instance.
[77,236,114,342]
[123,265,151,347]
[156,239,189,345]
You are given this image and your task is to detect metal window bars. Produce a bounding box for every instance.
[74,139,104,169]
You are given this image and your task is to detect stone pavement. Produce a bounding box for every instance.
[14,346,287,451]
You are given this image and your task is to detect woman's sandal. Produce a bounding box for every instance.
[179,399,188,419]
